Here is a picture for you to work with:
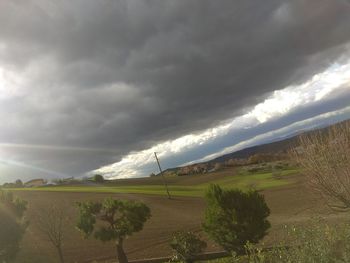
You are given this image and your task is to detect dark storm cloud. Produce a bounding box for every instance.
[0,0,350,179]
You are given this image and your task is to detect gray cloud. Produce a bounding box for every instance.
[0,0,350,181]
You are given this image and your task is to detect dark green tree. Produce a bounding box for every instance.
[0,190,28,262]
[15,179,23,187]
[76,198,151,263]
[93,174,104,183]
[170,231,207,263]
[203,184,270,254]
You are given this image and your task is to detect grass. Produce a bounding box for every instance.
[10,167,299,197]
[203,169,299,190]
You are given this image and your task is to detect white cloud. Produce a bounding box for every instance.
[249,61,350,123]
[190,105,350,164]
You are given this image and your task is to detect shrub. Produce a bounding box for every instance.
[291,122,350,211]
[0,190,28,262]
[15,179,23,187]
[37,206,67,263]
[93,174,104,183]
[234,219,350,263]
[203,185,270,254]
[270,220,350,263]
[170,231,207,263]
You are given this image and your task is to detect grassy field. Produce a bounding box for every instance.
[10,167,299,197]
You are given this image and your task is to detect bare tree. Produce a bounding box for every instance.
[37,206,66,263]
[291,122,350,211]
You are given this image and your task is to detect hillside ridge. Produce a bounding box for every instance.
[163,119,350,174]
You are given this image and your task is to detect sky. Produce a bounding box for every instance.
[0,0,349,183]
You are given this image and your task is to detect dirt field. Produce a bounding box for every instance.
[12,174,349,263]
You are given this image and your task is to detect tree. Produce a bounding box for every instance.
[37,206,66,263]
[93,174,104,183]
[291,122,350,211]
[76,198,151,263]
[203,184,270,254]
[15,179,23,187]
[170,231,206,263]
[0,190,28,262]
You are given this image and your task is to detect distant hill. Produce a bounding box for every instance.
[209,136,298,164]
[163,119,350,174]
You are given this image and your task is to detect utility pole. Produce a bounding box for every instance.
[154,152,171,199]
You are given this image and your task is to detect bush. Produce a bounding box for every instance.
[222,219,350,263]
[93,174,104,183]
[291,122,350,211]
[0,190,28,262]
[203,185,270,254]
[269,220,350,263]
[15,179,23,187]
[170,231,207,263]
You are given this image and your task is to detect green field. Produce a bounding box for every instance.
[11,168,299,197]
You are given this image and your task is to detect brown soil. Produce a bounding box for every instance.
[13,177,348,263]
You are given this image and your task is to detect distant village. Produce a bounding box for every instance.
[151,152,289,177]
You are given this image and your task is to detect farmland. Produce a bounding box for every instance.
[11,166,298,197]
[7,165,348,263]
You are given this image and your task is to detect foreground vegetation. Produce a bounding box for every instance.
[76,198,151,263]
[0,191,28,262]
[210,219,350,263]
[203,185,270,254]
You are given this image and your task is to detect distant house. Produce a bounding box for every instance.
[177,163,210,176]
[178,166,192,176]
[24,179,46,187]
